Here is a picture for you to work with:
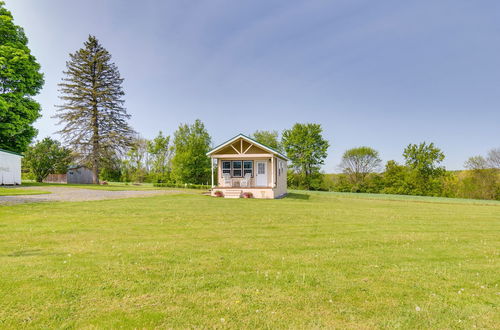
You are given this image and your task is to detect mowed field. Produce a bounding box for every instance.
[0,190,499,328]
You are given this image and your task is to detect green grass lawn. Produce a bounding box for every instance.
[21,181,174,191]
[0,187,51,196]
[0,191,498,328]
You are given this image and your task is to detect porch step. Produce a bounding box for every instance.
[224,190,242,198]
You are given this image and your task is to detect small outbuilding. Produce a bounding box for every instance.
[0,148,22,185]
[206,134,289,199]
[67,165,94,184]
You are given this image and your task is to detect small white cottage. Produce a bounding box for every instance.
[206,134,289,199]
[0,148,22,185]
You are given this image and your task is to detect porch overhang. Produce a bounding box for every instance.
[210,153,273,159]
[206,133,289,161]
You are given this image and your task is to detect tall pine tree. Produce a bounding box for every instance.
[0,1,44,153]
[55,36,134,183]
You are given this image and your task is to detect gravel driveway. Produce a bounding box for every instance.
[0,186,183,205]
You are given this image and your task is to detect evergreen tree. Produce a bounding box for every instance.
[0,1,44,153]
[55,35,134,183]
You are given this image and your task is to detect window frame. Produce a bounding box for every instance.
[243,160,253,177]
[231,160,243,177]
[221,160,255,178]
[222,161,231,176]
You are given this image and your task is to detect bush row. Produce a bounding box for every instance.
[153,183,211,190]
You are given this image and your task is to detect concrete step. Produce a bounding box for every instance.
[224,190,242,198]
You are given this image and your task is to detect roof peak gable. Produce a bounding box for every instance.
[207,133,289,160]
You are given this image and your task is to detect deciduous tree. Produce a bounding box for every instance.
[339,146,381,186]
[464,156,488,170]
[171,119,211,184]
[252,130,283,152]
[23,138,72,182]
[403,142,445,195]
[0,2,44,153]
[148,131,171,183]
[487,148,500,169]
[282,123,329,189]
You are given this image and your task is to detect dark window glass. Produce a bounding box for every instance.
[231,161,242,177]
[243,161,253,177]
[222,161,231,175]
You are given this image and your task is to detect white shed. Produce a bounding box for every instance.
[0,148,22,185]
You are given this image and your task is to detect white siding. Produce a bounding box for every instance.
[0,151,22,185]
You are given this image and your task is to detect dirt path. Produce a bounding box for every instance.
[0,186,183,205]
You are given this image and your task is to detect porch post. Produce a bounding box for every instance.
[211,157,214,188]
[271,156,275,188]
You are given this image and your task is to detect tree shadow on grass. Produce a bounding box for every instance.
[8,249,43,257]
[285,193,310,200]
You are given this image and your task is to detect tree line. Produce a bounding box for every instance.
[326,145,500,200]
[1,2,497,200]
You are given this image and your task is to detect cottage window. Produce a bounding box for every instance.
[232,161,242,177]
[222,161,231,175]
[243,161,253,177]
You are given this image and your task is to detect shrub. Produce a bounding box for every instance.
[214,190,224,197]
[153,183,211,190]
[242,192,253,198]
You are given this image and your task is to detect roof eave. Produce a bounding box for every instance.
[0,148,23,157]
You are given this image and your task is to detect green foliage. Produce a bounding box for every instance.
[22,137,72,182]
[403,142,445,176]
[99,156,122,182]
[381,160,413,195]
[455,169,500,200]
[0,2,44,153]
[251,130,283,152]
[464,156,488,170]
[321,172,384,193]
[152,182,210,189]
[147,131,171,183]
[171,119,211,184]
[282,123,329,189]
[287,170,325,191]
[121,137,149,183]
[55,35,134,183]
[339,146,381,187]
[403,142,446,195]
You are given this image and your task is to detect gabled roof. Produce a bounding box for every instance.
[0,148,23,157]
[207,133,289,161]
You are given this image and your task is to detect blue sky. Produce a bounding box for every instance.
[6,0,500,172]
